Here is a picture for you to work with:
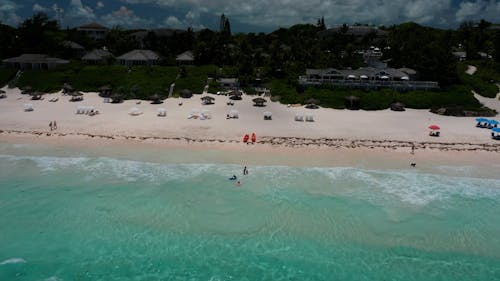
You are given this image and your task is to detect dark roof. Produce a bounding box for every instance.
[62,40,84,50]
[82,49,113,60]
[78,22,107,30]
[176,51,194,61]
[3,54,69,64]
[117,49,160,61]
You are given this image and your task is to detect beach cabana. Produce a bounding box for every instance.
[201,96,215,105]
[295,113,304,121]
[390,102,405,111]
[305,98,320,109]
[252,97,267,107]
[180,89,192,99]
[23,103,34,111]
[305,114,315,122]
[70,92,84,102]
[129,107,143,116]
[157,108,167,117]
[62,83,73,94]
[345,95,360,110]
[264,111,272,120]
[228,109,239,119]
[229,91,242,100]
[30,92,43,100]
[99,86,112,98]
[491,128,500,140]
[487,119,498,129]
[150,93,163,104]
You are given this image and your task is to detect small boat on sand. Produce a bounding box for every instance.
[243,134,249,143]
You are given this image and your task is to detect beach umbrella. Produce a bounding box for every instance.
[201,96,215,104]
[305,98,320,105]
[252,97,267,106]
[98,85,112,97]
[390,102,405,111]
[428,125,440,130]
[476,117,489,123]
[150,93,163,104]
[29,91,42,100]
[0,90,6,93]
[305,104,319,109]
[21,86,33,95]
[345,95,360,110]
[110,93,123,103]
[487,120,499,125]
[62,83,73,93]
[360,75,368,80]
[492,128,500,133]
[229,90,242,100]
[180,89,192,98]
[401,76,410,81]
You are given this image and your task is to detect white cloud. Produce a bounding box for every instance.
[96,1,104,9]
[0,0,21,26]
[33,3,48,12]
[118,0,500,30]
[164,16,184,28]
[101,6,153,28]
[68,0,96,20]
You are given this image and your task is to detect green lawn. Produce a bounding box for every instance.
[16,62,178,98]
[458,61,499,98]
[0,68,17,86]
[270,80,486,112]
[173,65,217,96]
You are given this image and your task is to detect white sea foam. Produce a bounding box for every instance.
[0,258,26,265]
[41,277,62,281]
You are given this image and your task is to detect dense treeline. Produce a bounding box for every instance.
[1,13,500,113]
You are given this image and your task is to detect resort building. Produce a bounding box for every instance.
[61,40,85,57]
[3,54,69,70]
[299,67,438,91]
[77,23,108,40]
[176,51,195,65]
[217,78,239,89]
[82,49,114,64]
[116,49,160,66]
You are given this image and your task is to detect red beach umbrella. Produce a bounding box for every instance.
[428,125,440,130]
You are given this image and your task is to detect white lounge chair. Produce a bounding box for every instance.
[228,109,239,119]
[129,107,143,116]
[264,111,272,120]
[201,109,212,119]
[295,113,304,121]
[23,103,33,112]
[305,114,315,122]
[157,108,167,117]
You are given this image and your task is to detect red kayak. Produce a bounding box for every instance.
[251,133,256,143]
[243,134,249,143]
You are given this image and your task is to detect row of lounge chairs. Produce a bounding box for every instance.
[76,106,99,115]
[295,113,315,122]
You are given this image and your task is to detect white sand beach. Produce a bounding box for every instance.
[0,86,499,162]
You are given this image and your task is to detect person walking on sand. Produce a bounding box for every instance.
[49,121,53,131]
[53,121,57,130]
[243,166,248,175]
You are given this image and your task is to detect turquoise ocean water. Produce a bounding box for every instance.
[1,143,500,281]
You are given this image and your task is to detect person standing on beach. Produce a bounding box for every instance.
[411,144,415,155]
[49,121,53,131]
[243,166,248,175]
[53,121,57,130]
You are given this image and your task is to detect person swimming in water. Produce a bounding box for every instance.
[235,181,241,186]
[229,175,237,180]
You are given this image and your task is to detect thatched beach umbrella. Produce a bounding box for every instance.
[150,93,163,104]
[62,83,73,94]
[69,91,83,102]
[22,86,33,95]
[345,95,360,110]
[252,97,267,107]
[229,90,242,100]
[390,102,405,111]
[201,96,215,104]
[305,98,320,105]
[29,91,43,100]
[110,93,123,103]
[99,85,112,97]
[180,89,193,99]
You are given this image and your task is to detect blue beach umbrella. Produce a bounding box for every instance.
[475,118,488,123]
[488,120,499,125]
[492,128,500,133]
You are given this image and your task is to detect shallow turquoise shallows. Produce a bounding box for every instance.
[1,146,500,281]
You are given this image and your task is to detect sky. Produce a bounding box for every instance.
[1,0,499,32]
